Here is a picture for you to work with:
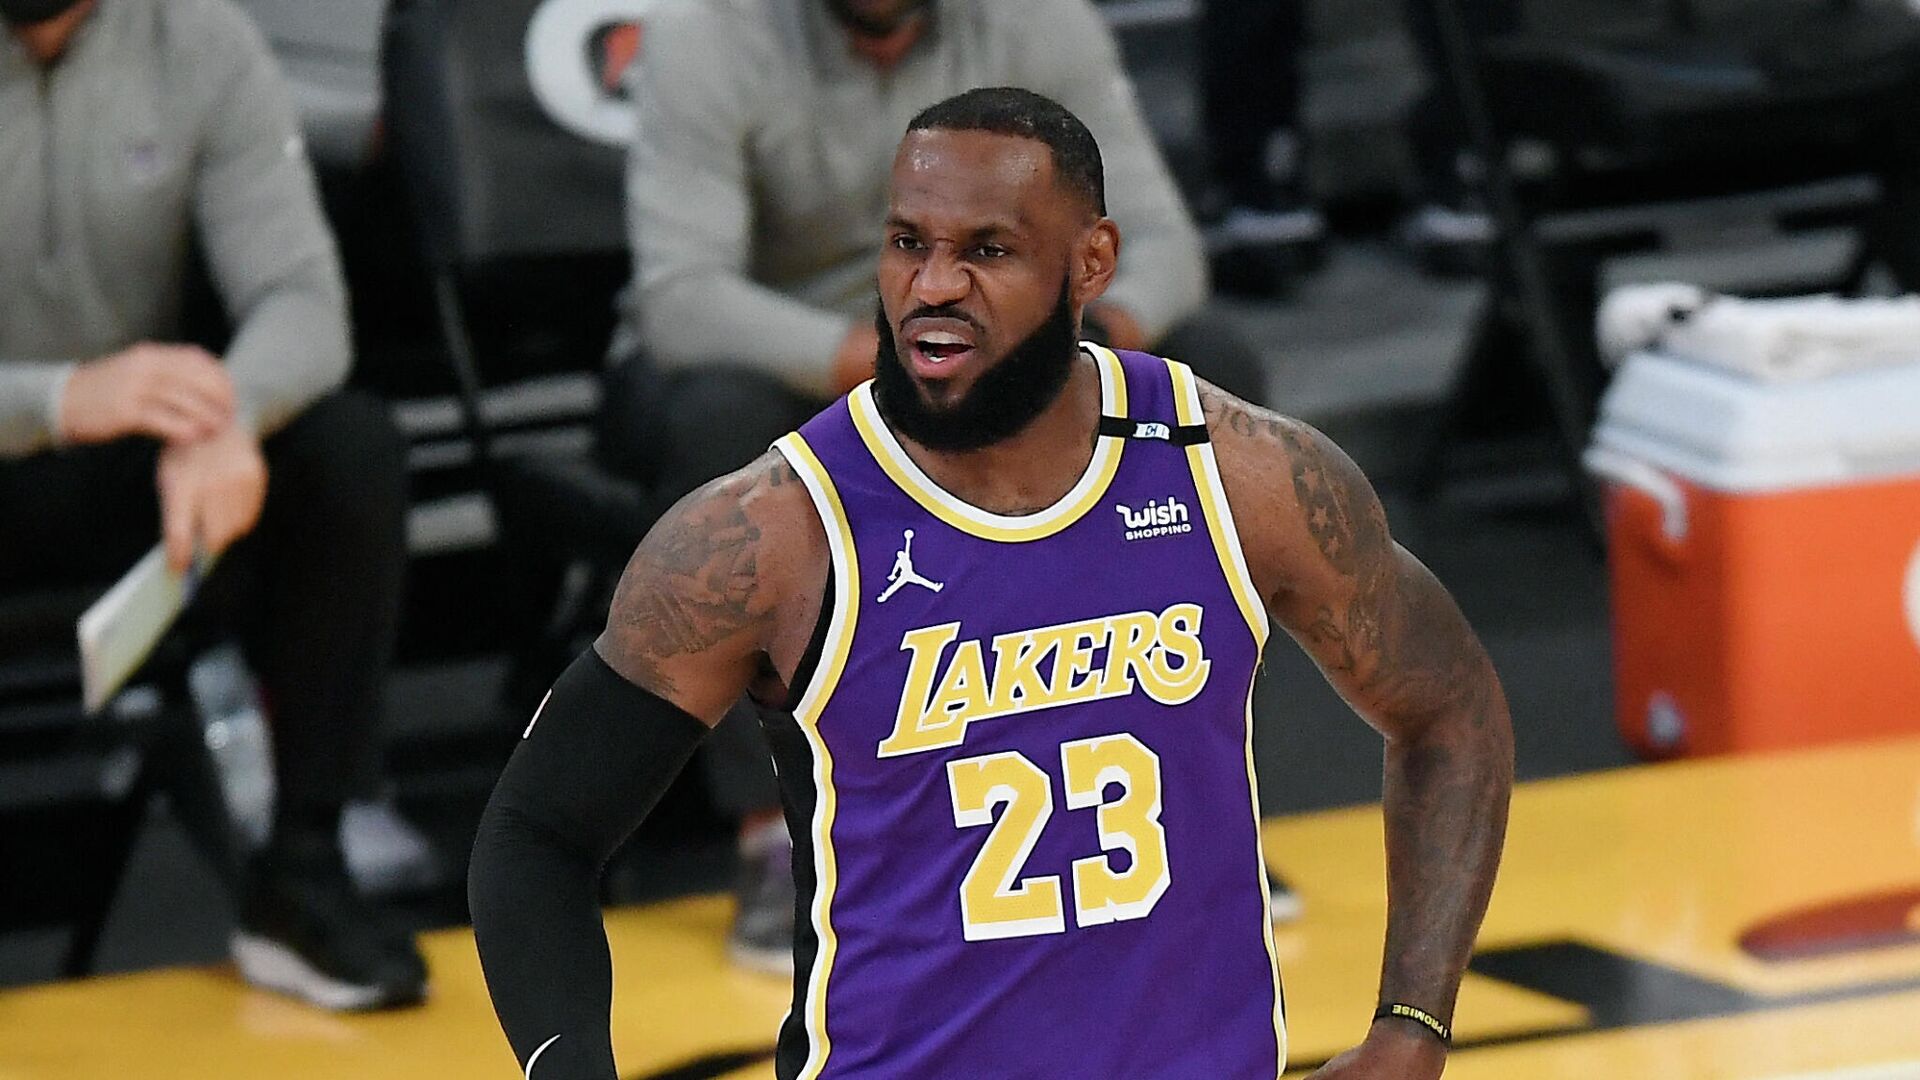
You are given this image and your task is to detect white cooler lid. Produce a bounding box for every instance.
[1591,350,1920,492]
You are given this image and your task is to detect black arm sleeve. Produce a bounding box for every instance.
[468,647,709,1078]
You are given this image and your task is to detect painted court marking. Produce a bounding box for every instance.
[1765,1065,1920,1080]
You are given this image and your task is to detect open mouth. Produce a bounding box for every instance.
[903,320,979,376]
[915,332,975,363]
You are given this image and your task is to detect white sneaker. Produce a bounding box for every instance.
[1205,205,1329,252]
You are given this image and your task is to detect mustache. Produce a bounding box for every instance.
[871,278,1076,453]
[898,305,983,333]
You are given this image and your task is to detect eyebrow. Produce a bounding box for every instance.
[884,215,1025,241]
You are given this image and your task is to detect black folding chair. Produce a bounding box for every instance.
[0,590,235,979]
[382,0,665,702]
[1420,0,1920,535]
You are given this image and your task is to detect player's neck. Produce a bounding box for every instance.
[897,353,1101,516]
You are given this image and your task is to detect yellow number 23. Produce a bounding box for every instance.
[945,733,1171,942]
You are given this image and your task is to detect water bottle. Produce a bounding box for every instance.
[187,643,276,850]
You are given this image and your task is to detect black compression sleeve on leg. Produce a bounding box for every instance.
[469,648,709,1079]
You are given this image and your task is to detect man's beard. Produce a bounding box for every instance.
[825,0,929,37]
[871,281,1079,454]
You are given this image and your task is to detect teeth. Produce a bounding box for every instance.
[917,331,969,347]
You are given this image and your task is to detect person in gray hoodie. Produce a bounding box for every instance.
[0,0,424,1011]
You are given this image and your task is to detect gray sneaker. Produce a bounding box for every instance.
[1204,202,1329,295]
[1404,201,1494,277]
[1267,867,1303,924]
[341,796,442,898]
[1204,204,1329,252]
[729,820,796,975]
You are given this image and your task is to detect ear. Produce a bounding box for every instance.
[1071,217,1121,309]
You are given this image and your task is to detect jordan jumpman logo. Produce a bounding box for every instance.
[877,529,945,603]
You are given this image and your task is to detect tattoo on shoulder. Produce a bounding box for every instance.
[1282,431,1392,680]
[1203,387,1498,729]
[1202,383,1290,445]
[1201,383,1396,676]
[1278,421,1383,578]
[763,454,799,487]
[607,454,792,694]
[1201,385,1384,576]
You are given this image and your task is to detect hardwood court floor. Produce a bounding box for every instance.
[4,737,1918,1079]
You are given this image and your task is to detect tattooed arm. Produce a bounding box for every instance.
[1203,383,1514,1079]
[597,449,829,719]
[469,451,826,1078]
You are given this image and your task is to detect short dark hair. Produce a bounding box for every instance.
[906,87,1107,216]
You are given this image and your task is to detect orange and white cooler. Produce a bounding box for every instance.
[1586,349,1920,759]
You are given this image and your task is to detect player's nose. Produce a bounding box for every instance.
[911,249,970,307]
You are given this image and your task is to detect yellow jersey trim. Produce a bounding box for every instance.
[1167,360,1270,646]
[772,432,860,1079]
[845,343,1129,543]
[1166,359,1286,1068]
[1244,679,1288,1072]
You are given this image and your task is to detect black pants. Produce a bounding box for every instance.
[1198,0,1528,201]
[0,391,408,809]
[601,320,1270,818]
[1200,0,1308,205]
[1200,0,1526,201]
[1402,0,1524,197]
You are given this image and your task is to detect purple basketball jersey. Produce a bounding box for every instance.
[767,346,1285,1078]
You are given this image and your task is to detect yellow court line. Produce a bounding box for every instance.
[1765,1066,1920,1080]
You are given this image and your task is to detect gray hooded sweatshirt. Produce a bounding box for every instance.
[0,0,348,457]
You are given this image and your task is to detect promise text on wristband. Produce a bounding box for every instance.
[1374,1002,1452,1046]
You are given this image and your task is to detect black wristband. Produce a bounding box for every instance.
[1374,1002,1452,1046]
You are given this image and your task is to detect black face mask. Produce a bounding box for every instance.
[872,278,1080,454]
[0,0,82,28]
[825,0,929,38]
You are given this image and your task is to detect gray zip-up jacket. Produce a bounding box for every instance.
[0,0,349,457]
[620,0,1209,396]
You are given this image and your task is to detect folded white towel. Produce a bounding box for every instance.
[1597,284,1920,382]
[1596,283,1712,368]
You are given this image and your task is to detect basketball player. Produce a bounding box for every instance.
[469,88,1514,1078]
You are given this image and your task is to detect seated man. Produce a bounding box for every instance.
[0,0,424,1010]
[607,0,1282,971]
[1197,0,1328,292]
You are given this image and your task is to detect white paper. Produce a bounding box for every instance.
[76,546,211,714]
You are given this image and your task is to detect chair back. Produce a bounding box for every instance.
[383,0,655,267]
